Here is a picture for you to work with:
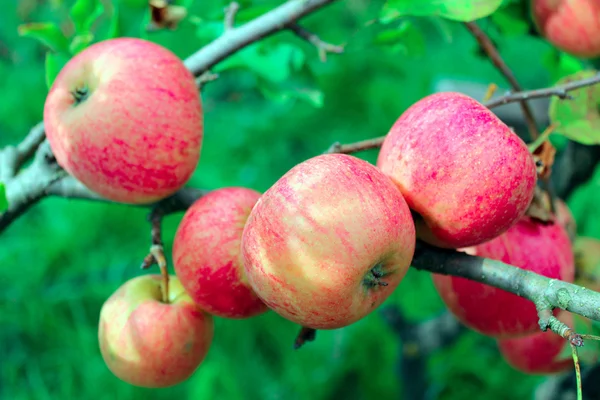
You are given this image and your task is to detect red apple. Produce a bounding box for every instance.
[531,0,600,58]
[173,187,269,319]
[44,37,203,204]
[497,310,574,375]
[574,236,600,291]
[432,216,575,338]
[377,92,537,249]
[241,153,416,330]
[98,274,213,388]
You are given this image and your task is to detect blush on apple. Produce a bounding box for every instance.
[377,92,537,249]
[531,0,600,58]
[496,310,574,375]
[98,274,213,388]
[173,187,269,319]
[241,153,416,330]
[44,37,203,204]
[432,216,575,338]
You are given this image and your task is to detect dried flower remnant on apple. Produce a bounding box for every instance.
[377,92,538,249]
[241,153,416,330]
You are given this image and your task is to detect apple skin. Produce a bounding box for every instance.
[377,92,537,249]
[241,153,416,330]
[44,37,203,204]
[531,0,600,58]
[173,187,269,319]
[432,216,575,338]
[496,310,574,375]
[574,236,600,291]
[98,274,214,388]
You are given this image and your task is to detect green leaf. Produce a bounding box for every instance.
[374,21,426,56]
[381,0,506,23]
[0,183,7,213]
[217,43,306,83]
[548,70,600,145]
[45,52,71,89]
[490,3,530,36]
[70,0,105,35]
[69,33,95,55]
[542,50,585,83]
[18,23,70,53]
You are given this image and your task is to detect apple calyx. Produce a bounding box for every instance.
[363,263,390,288]
[72,85,90,104]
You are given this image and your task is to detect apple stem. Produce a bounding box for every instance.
[294,326,317,350]
[150,244,170,303]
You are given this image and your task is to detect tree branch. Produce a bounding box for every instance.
[0,0,339,234]
[224,2,240,31]
[485,72,600,108]
[411,241,600,340]
[288,23,344,62]
[464,21,540,141]
[183,0,338,76]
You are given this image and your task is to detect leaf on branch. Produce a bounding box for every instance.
[489,2,530,36]
[373,20,425,56]
[380,0,508,23]
[70,0,106,35]
[148,0,188,31]
[0,183,7,213]
[17,23,70,53]
[549,70,600,145]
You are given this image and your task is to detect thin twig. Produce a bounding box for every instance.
[288,23,344,62]
[324,136,385,154]
[464,21,540,140]
[224,2,240,31]
[184,0,338,76]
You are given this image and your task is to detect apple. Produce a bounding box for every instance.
[496,310,574,375]
[376,92,537,249]
[241,153,416,330]
[574,236,600,291]
[531,0,600,58]
[432,216,575,338]
[173,187,269,319]
[44,37,203,204]
[98,274,213,388]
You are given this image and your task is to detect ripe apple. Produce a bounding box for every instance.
[531,0,600,58]
[44,37,203,204]
[574,236,600,291]
[173,187,269,319]
[98,274,213,388]
[241,153,416,330]
[377,92,537,249]
[432,216,575,338]
[496,310,574,375]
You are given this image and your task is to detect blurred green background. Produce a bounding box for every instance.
[2,0,600,399]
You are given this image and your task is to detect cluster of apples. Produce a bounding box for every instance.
[42,36,584,388]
